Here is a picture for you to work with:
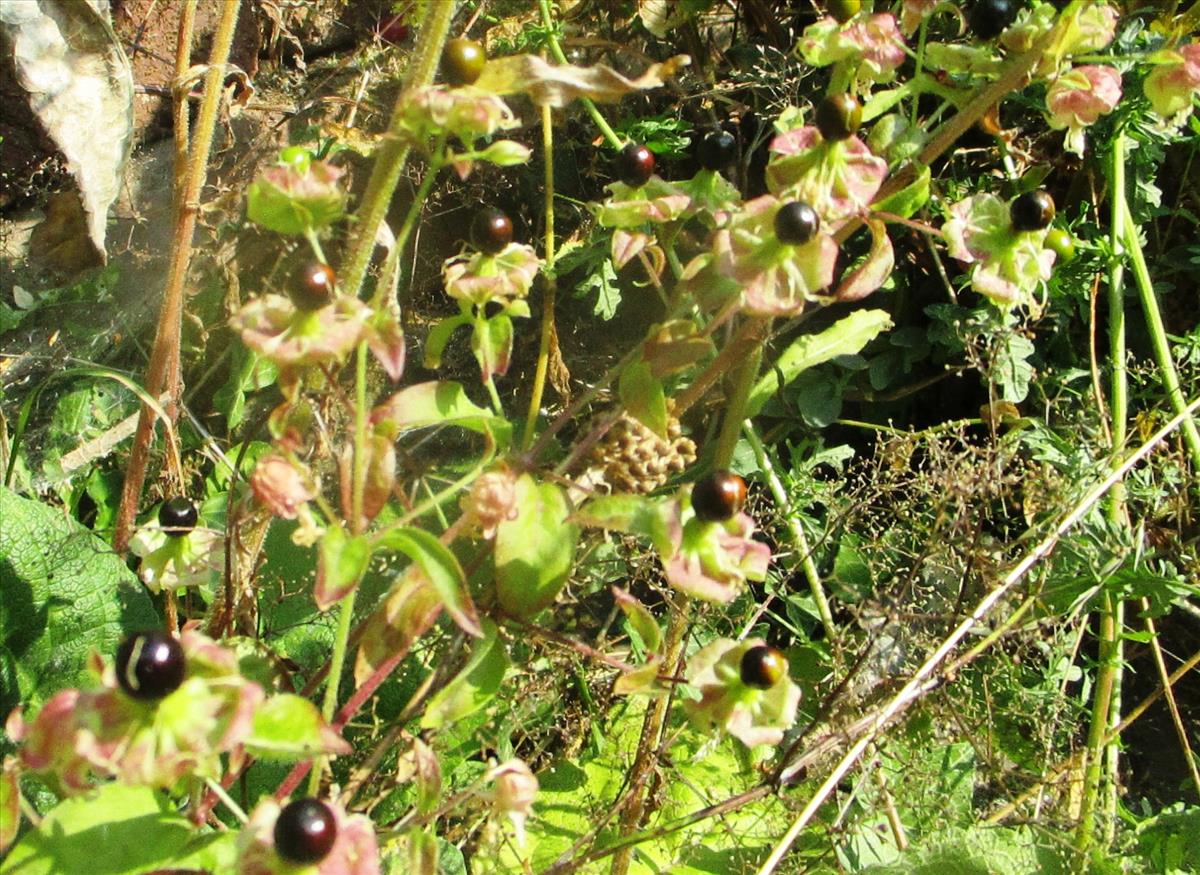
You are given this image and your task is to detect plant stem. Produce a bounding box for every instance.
[310,587,358,795]
[742,423,838,648]
[713,342,761,469]
[523,102,558,450]
[339,0,454,303]
[537,0,622,149]
[114,0,241,552]
[385,134,448,309]
[1117,166,1200,472]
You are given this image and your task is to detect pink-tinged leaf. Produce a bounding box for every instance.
[355,570,442,686]
[474,53,690,107]
[316,525,372,610]
[374,525,481,638]
[835,218,894,302]
[471,312,514,380]
[611,228,652,269]
[613,657,665,696]
[362,434,397,525]
[397,738,441,816]
[642,319,715,377]
[368,309,407,382]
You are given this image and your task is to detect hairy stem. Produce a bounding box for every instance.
[537,0,622,149]
[339,0,455,302]
[114,0,241,552]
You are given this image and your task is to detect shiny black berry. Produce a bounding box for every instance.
[274,798,338,865]
[814,94,862,142]
[1009,190,1055,232]
[471,207,514,254]
[616,143,655,188]
[696,130,737,171]
[967,0,1019,40]
[774,201,821,246]
[291,262,336,310]
[158,497,197,536]
[740,645,787,689]
[826,0,862,23]
[442,38,485,87]
[115,632,186,701]
[691,470,748,522]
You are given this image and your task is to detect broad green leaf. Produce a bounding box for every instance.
[748,309,893,417]
[374,526,481,637]
[495,475,579,619]
[0,783,195,875]
[315,525,371,610]
[245,693,351,761]
[421,620,508,730]
[577,256,621,320]
[619,359,669,438]
[0,486,158,717]
[372,381,512,449]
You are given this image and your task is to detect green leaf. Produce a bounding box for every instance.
[424,314,470,370]
[991,331,1035,403]
[213,348,277,430]
[614,589,661,653]
[1,758,18,855]
[0,486,158,717]
[374,526,481,637]
[793,370,843,428]
[577,256,621,320]
[749,310,893,417]
[573,493,672,556]
[245,693,350,761]
[373,381,512,450]
[315,525,372,610]
[494,475,580,619]
[471,312,514,381]
[0,783,196,875]
[618,359,668,437]
[872,163,931,218]
[420,620,508,729]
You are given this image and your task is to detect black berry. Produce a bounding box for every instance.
[967,0,1019,40]
[740,645,787,689]
[826,0,862,23]
[291,262,336,310]
[471,207,514,254]
[815,94,862,142]
[691,470,748,522]
[115,632,186,701]
[275,798,338,865]
[774,201,821,246]
[616,143,655,188]
[158,497,198,536]
[1009,190,1055,232]
[696,130,737,171]
[442,38,485,87]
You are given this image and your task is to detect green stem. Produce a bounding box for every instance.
[713,344,762,469]
[311,587,358,795]
[340,0,454,301]
[743,423,838,649]
[380,134,448,308]
[910,19,929,128]
[1075,129,1132,858]
[537,0,622,149]
[485,374,504,416]
[1118,148,1200,473]
[523,103,558,450]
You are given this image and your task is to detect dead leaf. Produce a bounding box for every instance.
[474,54,691,107]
